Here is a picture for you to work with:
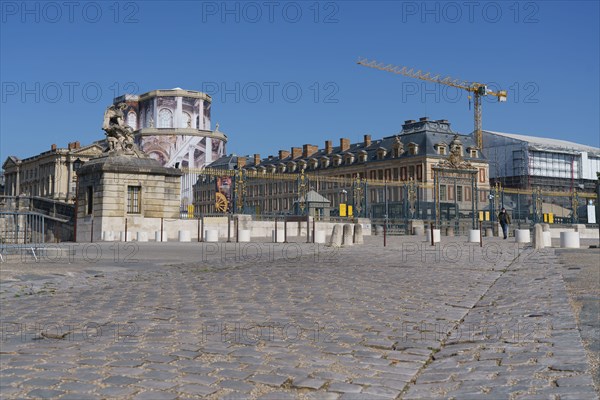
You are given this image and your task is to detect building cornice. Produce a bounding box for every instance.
[138,89,212,102]
[135,128,228,142]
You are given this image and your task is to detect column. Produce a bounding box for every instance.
[175,96,183,128]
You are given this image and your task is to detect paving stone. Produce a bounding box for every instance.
[176,383,218,396]
[219,379,254,392]
[327,382,363,393]
[102,376,140,386]
[292,378,326,390]
[249,373,289,387]
[26,389,65,398]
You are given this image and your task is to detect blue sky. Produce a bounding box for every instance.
[1,1,599,163]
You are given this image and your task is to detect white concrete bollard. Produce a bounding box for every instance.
[155,231,167,242]
[560,232,580,248]
[137,232,148,242]
[272,229,285,243]
[533,224,544,249]
[205,230,218,242]
[446,227,455,237]
[515,229,531,244]
[314,230,326,244]
[328,224,343,247]
[107,231,117,241]
[353,224,364,244]
[178,230,191,242]
[543,231,552,247]
[342,224,354,246]
[485,228,494,237]
[238,230,251,242]
[120,231,131,242]
[468,230,481,243]
[432,229,441,243]
[413,226,424,236]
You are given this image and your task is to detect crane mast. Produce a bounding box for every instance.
[357,58,507,150]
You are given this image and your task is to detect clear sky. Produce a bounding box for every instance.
[1,0,599,163]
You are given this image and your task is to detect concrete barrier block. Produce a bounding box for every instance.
[515,229,530,243]
[314,230,326,244]
[328,224,342,247]
[353,224,364,244]
[238,230,251,242]
[560,231,580,248]
[468,230,480,243]
[178,230,191,242]
[272,229,285,243]
[155,231,167,242]
[137,232,148,242]
[205,230,218,242]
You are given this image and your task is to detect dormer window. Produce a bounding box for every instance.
[257,166,266,174]
[377,147,387,160]
[358,150,368,163]
[278,163,286,173]
[434,143,447,155]
[408,143,419,155]
[332,155,342,167]
[267,165,276,174]
[287,161,297,172]
[391,136,404,158]
[309,158,318,170]
[320,156,330,168]
[298,160,307,171]
[344,153,355,165]
[469,149,478,158]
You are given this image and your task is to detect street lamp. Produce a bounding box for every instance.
[73,158,83,242]
[340,189,348,217]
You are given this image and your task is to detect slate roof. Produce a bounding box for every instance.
[208,118,482,169]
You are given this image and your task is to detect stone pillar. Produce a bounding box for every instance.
[533,224,544,249]
[353,224,363,244]
[328,224,342,247]
[342,224,354,247]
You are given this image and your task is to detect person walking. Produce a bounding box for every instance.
[498,207,511,239]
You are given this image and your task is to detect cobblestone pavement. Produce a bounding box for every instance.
[0,237,597,399]
[557,247,600,392]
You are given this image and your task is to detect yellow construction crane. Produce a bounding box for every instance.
[357,58,507,150]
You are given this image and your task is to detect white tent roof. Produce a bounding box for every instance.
[484,130,600,154]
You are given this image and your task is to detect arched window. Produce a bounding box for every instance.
[127,111,137,130]
[158,108,173,128]
[145,108,154,128]
[182,112,192,128]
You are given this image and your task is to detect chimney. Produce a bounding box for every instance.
[67,142,73,150]
[404,119,416,124]
[75,141,80,149]
[253,153,261,166]
[419,117,429,122]
[325,140,333,154]
[268,155,274,161]
[51,144,57,151]
[237,156,246,169]
[340,138,350,152]
[279,150,290,160]
[303,144,318,158]
[364,134,371,147]
[291,147,302,159]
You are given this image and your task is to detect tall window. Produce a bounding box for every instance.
[127,111,137,130]
[127,186,141,214]
[182,112,192,128]
[440,185,447,201]
[457,186,463,202]
[158,108,173,128]
[86,186,94,215]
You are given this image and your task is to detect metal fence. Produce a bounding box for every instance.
[0,196,74,245]
[180,168,598,233]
